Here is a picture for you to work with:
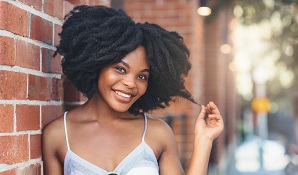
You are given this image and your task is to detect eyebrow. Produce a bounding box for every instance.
[120,61,150,73]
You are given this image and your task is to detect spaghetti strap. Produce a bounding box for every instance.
[142,113,147,142]
[64,111,70,150]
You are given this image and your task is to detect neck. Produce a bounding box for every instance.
[82,91,136,122]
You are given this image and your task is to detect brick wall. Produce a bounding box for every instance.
[0,0,110,174]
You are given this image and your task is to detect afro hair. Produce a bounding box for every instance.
[55,5,196,115]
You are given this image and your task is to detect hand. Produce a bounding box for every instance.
[194,101,224,142]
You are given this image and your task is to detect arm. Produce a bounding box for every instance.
[187,101,224,175]
[42,121,64,175]
[158,102,223,175]
[158,121,185,175]
[186,135,213,175]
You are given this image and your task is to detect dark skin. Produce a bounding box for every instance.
[42,105,178,174]
[42,46,224,175]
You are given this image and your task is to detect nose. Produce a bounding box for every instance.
[122,76,136,89]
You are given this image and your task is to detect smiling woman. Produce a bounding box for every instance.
[97,46,149,113]
[42,5,224,175]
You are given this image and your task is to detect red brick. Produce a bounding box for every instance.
[0,104,14,132]
[44,0,54,16]
[28,75,52,101]
[63,0,109,14]
[16,105,40,131]
[0,169,17,175]
[0,36,15,66]
[127,0,153,2]
[54,0,64,20]
[67,0,88,5]
[41,105,63,128]
[31,14,53,44]
[41,48,62,74]
[30,134,41,159]
[19,0,42,11]
[63,1,75,18]
[54,24,62,46]
[0,135,29,164]
[44,0,63,20]
[126,3,146,11]
[0,71,27,100]
[0,2,30,36]
[15,40,40,70]
[51,78,63,100]
[89,0,110,6]
[16,163,41,175]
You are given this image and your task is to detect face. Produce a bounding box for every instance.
[97,46,150,113]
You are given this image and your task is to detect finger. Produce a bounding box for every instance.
[207,101,220,115]
[197,105,207,120]
[206,114,224,125]
[207,113,223,121]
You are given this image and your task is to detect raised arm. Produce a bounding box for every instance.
[187,101,224,175]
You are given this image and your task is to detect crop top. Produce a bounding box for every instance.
[63,112,159,175]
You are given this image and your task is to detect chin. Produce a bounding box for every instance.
[110,104,132,113]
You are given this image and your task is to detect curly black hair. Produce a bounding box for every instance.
[55,5,196,115]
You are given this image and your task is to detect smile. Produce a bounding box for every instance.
[114,90,132,98]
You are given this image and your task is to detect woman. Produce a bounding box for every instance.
[42,5,224,175]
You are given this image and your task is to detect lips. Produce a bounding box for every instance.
[112,90,135,103]
[114,90,132,98]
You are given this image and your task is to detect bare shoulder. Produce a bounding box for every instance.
[42,114,66,154]
[145,114,176,152]
[146,114,184,174]
[146,114,173,135]
[42,113,67,174]
[43,114,64,139]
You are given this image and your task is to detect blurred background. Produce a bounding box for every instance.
[0,0,297,174]
[112,0,298,174]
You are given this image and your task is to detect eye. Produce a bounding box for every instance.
[115,67,126,74]
[138,75,148,81]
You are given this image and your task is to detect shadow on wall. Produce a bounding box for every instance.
[63,77,87,111]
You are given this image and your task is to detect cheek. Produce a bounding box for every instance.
[138,82,148,96]
[98,71,117,88]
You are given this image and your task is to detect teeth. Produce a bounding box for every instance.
[115,91,131,98]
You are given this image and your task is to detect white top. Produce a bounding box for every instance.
[63,112,159,175]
